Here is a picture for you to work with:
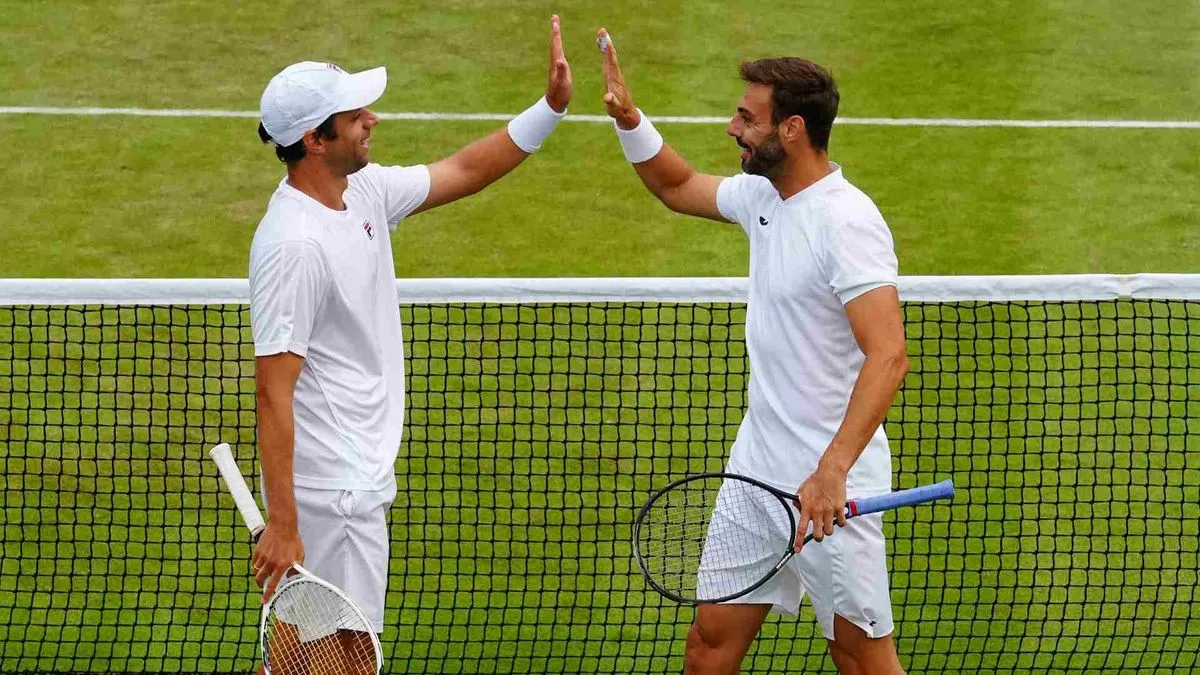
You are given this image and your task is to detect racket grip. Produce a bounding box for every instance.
[849,480,954,516]
[209,443,267,538]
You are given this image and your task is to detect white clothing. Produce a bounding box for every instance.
[696,476,894,639]
[266,483,397,634]
[249,162,429,491]
[715,165,899,497]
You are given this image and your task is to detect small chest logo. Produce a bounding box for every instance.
[758,216,769,227]
[362,220,375,240]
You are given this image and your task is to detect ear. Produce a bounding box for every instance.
[301,129,326,156]
[780,115,807,145]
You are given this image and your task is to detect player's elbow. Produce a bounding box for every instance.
[655,189,683,214]
[636,164,695,215]
[655,183,692,216]
[885,347,910,384]
[255,377,281,404]
[867,343,909,385]
[255,354,302,408]
[444,167,490,203]
[255,384,291,421]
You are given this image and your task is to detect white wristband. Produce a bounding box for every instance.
[507,96,567,153]
[615,110,664,163]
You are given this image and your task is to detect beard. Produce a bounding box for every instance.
[327,142,370,176]
[740,129,787,178]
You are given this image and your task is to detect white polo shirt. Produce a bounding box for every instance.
[716,165,898,496]
[249,163,430,492]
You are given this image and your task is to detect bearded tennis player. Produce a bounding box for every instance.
[597,29,910,675]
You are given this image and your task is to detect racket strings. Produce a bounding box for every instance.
[265,579,377,674]
[638,477,793,602]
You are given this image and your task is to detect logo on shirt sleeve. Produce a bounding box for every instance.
[362,220,375,240]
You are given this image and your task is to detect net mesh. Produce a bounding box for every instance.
[2,291,1199,673]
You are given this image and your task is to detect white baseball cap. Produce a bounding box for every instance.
[259,61,387,147]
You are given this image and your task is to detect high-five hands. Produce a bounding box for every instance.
[546,15,573,113]
[597,28,640,130]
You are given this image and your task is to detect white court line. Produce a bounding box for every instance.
[1,106,1198,128]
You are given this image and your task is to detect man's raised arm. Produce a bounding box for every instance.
[597,28,728,223]
[415,14,574,214]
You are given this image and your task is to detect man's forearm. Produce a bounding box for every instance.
[615,112,724,220]
[820,351,909,474]
[444,129,531,198]
[632,143,697,205]
[612,108,686,199]
[257,393,298,527]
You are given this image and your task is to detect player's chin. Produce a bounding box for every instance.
[743,156,775,177]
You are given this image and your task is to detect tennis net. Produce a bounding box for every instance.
[2,275,1198,673]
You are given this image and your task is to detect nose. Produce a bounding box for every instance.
[363,109,379,128]
[725,116,739,138]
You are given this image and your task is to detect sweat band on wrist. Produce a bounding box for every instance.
[615,110,664,164]
[507,96,567,153]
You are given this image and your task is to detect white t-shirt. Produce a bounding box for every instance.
[249,163,430,491]
[716,165,898,496]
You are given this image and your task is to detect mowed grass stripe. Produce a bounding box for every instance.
[0,117,1196,279]
[1,1,1196,121]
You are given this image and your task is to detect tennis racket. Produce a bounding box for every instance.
[633,472,954,604]
[209,443,382,675]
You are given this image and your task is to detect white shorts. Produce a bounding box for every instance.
[696,477,894,640]
[264,482,396,634]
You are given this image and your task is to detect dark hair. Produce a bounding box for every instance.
[258,115,339,163]
[739,58,839,151]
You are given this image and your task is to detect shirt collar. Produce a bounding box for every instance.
[782,162,844,205]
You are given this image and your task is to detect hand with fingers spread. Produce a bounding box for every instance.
[252,520,304,603]
[545,14,573,113]
[793,462,849,553]
[596,28,640,130]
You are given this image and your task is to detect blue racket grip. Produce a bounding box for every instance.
[848,480,954,517]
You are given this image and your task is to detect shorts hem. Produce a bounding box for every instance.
[821,614,895,641]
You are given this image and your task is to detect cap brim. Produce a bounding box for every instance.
[334,66,387,113]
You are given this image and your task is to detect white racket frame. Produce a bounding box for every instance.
[208,443,383,674]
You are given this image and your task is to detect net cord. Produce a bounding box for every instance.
[2,273,1199,305]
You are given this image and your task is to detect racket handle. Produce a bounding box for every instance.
[849,480,954,516]
[209,443,267,539]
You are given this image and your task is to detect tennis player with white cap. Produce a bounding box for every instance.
[247,14,572,673]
